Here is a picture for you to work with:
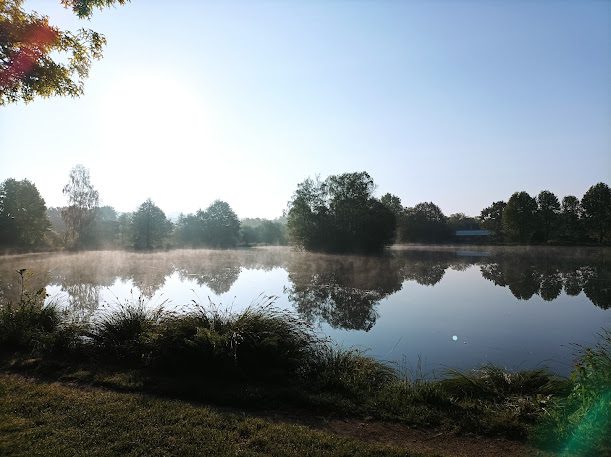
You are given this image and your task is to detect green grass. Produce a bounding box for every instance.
[1,295,608,452]
[0,374,419,457]
[533,329,611,456]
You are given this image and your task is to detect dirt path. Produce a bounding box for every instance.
[322,419,553,457]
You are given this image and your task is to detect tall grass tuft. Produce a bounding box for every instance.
[89,300,165,363]
[440,365,565,400]
[150,300,320,382]
[534,329,611,455]
[305,347,395,399]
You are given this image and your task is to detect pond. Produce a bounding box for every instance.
[1,246,609,376]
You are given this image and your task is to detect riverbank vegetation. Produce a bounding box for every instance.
[1,165,609,254]
[0,293,608,454]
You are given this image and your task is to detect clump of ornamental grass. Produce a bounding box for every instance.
[149,298,321,382]
[304,346,395,399]
[533,329,611,455]
[88,299,166,363]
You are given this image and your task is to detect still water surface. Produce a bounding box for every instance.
[1,246,609,376]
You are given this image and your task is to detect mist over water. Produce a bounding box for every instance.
[1,246,608,376]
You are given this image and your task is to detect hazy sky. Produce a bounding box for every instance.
[1,0,610,219]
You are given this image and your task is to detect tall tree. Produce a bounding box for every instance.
[379,193,403,216]
[199,200,240,248]
[0,178,50,247]
[61,164,99,248]
[580,182,611,243]
[560,195,582,241]
[131,199,172,250]
[380,193,406,241]
[287,172,395,252]
[286,177,328,251]
[402,202,450,243]
[502,191,538,242]
[479,201,506,240]
[537,190,560,242]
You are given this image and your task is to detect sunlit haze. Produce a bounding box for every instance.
[1,0,609,218]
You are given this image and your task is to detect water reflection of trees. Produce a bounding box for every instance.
[0,247,608,332]
[479,252,610,309]
[0,249,284,310]
[285,255,403,330]
[285,250,485,331]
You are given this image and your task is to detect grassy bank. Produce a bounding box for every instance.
[1,295,609,454]
[0,374,416,457]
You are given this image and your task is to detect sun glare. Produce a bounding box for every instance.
[92,70,221,209]
[98,71,207,155]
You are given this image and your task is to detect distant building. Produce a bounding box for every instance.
[454,229,493,242]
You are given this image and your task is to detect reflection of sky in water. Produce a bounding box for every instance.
[2,248,608,376]
[325,267,608,377]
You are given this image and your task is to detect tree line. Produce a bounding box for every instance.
[0,166,609,252]
[0,165,286,251]
[287,171,610,251]
[378,184,610,246]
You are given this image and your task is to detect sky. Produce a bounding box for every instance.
[1,0,610,219]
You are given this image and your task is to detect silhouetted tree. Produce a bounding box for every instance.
[560,195,583,241]
[131,199,172,250]
[402,202,450,242]
[380,193,403,216]
[287,172,396,253]
[380,193,407,241]
[537,190,560,242]
[480,201,506,240]
[580,182,611,243]
[61,164,99,248]
[0,178,49,247]
[502,192,538,242]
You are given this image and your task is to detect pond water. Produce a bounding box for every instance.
[1,246,609,376]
